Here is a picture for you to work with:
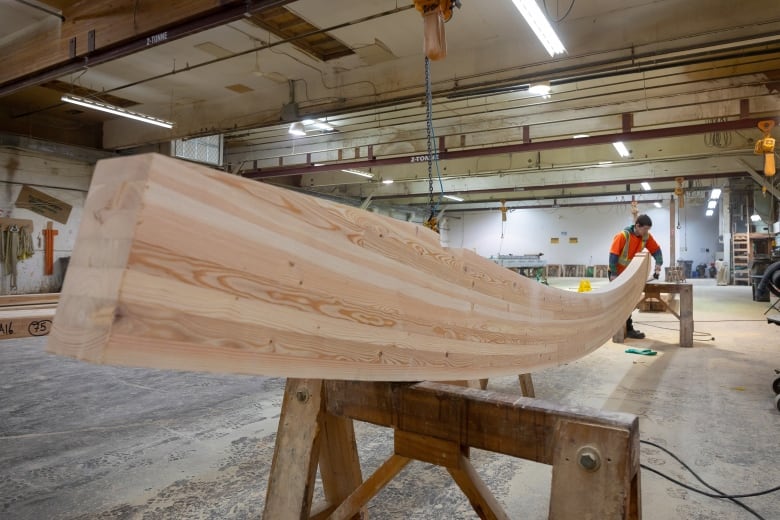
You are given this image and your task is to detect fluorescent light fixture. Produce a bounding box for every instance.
[572,134,590,139]
[528,82,551,98]
[750,213,761,222]
[612,141,630,158]
[654,202,662,208]
[443,194,464,202]
[709,188,721,200]
[61,94,173,128]
[641,182,651,191]
[705,209,714,216]
[707,200,717,209]
[597,161,613,166]
[382,179,394,184]
[511,0,566,56]
[302,119,333,131]
[342,168,373,178]
[288,122,306,136]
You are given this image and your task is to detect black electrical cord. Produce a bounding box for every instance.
[542,0,576,23]
[641,440,780,520]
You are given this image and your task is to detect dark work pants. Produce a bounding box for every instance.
[626,316,634,331]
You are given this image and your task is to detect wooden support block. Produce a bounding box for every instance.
[518,373,535,397]
[394,429,465,469]
[549,419,640,519]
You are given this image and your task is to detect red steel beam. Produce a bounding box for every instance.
[242,117,775,179]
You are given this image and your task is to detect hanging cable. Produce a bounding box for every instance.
[542,0,576,23]
[640,440,779,520]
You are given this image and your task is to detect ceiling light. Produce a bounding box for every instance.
[750,213,761,222]
[528,82,551,98]
[612,141,630,158]
[443,194,464,202]
[572,134,590,139]
[641,182,651,191]
[709,188,721,200]
[288,122,306,136]
[61,94,173,129]
[382,179,394,184]
[705,209,714,217]
[511,0,566,57]
[597,161,613,166]
[707,200,717,209]
[302,119,333,131]
[342,169,373,178]
[654,202,662,208]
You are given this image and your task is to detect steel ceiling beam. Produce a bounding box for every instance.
[367,171,742,202]
[242,117,776,179]
[738,159,780,200]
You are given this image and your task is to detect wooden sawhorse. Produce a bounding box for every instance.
[264,378,641,519]
[613,281,693,347]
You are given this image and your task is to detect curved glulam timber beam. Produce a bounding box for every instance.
[47,154,650,381]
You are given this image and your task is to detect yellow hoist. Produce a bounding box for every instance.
[754,120,776,177]
[413,0,459,61]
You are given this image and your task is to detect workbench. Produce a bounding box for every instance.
[613,281,693,348]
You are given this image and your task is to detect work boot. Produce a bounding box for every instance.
[626,328,646,339]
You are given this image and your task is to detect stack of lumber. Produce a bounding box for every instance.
[0,293,58,340]
[48,154,650,381]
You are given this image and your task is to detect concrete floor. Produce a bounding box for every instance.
[1,279,779,519]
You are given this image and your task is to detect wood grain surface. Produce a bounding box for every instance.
[47,154,650,380]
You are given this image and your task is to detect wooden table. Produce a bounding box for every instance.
[613,281,693,347]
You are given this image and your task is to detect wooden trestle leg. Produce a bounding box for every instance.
[264,378,365,520]
[265,379,641,520]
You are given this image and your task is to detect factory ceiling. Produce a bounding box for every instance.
[1,0,778,214]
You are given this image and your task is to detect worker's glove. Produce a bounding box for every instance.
[653,264,662,280]
[652,272,659,280]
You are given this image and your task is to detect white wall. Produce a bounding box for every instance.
[441,202,719,275]
[674,202,721,271]
[0,148,92,294]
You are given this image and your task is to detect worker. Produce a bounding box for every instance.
[608,214,663,339]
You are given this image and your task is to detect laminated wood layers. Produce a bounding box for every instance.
[47,153,650,381]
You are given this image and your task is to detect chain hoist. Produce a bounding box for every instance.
[423,56,438,232]
[415,1,460,234]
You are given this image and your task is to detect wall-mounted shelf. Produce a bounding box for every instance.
[0,217,34,232]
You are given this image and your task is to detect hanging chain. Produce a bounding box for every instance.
[425,56,435,218]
